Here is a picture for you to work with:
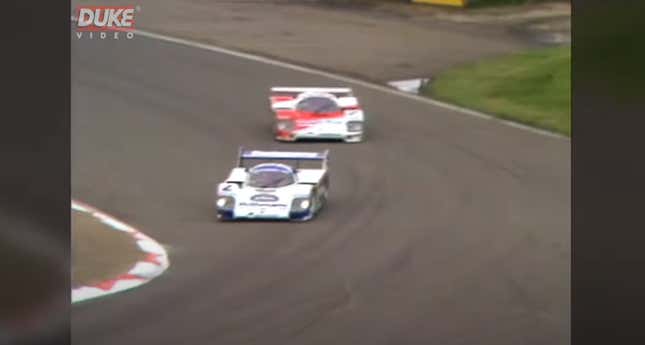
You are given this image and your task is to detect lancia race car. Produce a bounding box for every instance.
[215,148,330,221]
[269,87,365,143]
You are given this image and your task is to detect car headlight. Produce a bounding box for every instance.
[216,196,235,209]
[276,120,294,131]
[291,197,311,212]
[347,121,363,132]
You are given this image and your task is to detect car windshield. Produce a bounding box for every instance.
[296,97,340,114]
[247,169,295,188]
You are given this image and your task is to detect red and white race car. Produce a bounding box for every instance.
[269,87,365,143]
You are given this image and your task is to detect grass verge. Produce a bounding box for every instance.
[72,209,145,288]
[423,45,570,136]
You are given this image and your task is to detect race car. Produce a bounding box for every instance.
[215,148,330,221]
[269,87,365,143]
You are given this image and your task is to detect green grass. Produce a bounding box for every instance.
[423,46,570,136]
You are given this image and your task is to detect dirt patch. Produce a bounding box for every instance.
[515,15,570,44]
[71,209,145,288]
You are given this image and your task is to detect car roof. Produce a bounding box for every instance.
[299,92,338,100]
[249,163,295,174]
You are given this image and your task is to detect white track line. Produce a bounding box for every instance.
[70,16,567,141]
[132,29,568,141]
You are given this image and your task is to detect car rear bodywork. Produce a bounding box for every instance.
[269,87,365,143]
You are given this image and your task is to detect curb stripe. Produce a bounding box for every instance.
[71,200,170,303]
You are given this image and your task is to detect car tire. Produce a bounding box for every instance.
[344,134,363,143]
[294,194,316,222]
[317,188,327,211]
[216,213,230,222]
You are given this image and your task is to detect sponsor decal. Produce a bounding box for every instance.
[74,6,140,40]
[255,188,277,193]
[239,202,287,207]
[250,194,279,202]
[296,120,324,125]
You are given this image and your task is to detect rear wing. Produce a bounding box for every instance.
[237,147,329,170]
[269,87,359,110]
[270,87,354,98]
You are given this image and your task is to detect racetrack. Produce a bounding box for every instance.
[71,35,570,345]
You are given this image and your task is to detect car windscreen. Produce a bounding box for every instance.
[295,97,340,114]
[247,169,295,188]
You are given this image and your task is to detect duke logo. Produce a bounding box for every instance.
[74,6,138,39]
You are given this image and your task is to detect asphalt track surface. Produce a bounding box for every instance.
[72,35,570,345]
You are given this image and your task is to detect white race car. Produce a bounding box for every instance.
[215,148,330,221]
[269,87,365,143]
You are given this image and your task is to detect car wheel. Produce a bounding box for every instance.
[344,134,363,143]
[309,193,319,216]
[307,193,319,220]
[317,188,327,211]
